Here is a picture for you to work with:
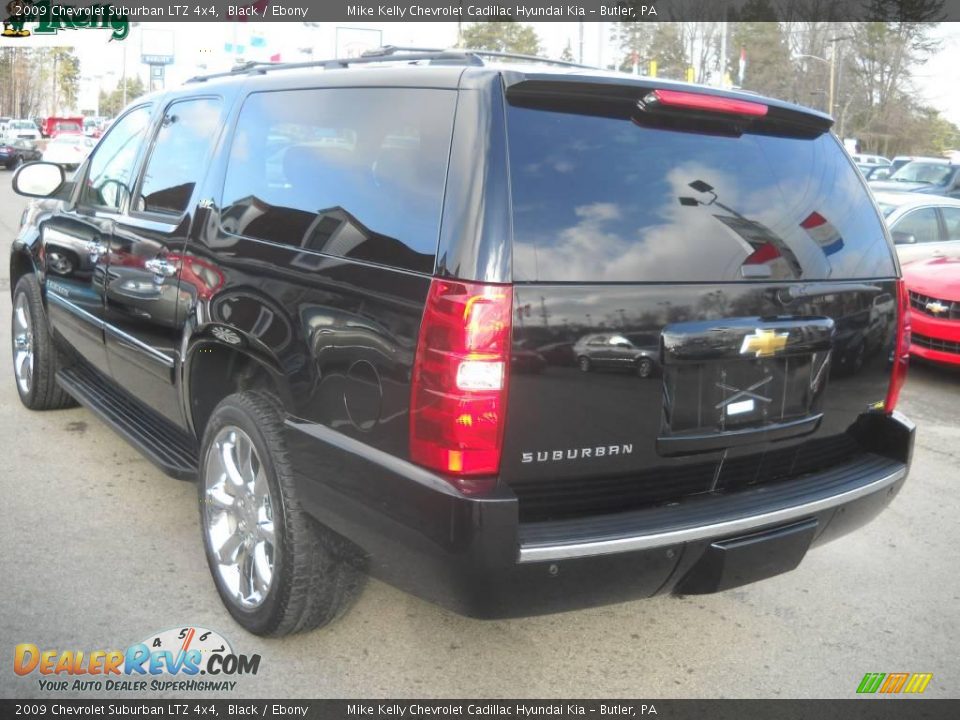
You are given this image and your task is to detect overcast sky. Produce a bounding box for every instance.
[32,21,960,128]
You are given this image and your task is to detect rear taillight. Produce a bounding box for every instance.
[643,88,769,117]
[410,278,512,493]
[884,278,911,413]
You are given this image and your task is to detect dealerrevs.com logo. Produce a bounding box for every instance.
[14,626,261,692]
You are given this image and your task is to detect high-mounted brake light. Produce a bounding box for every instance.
[643,88,769,117]
[884,278,911,414]
[410,279,512,493]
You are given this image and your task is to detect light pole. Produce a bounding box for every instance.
[829,35,854,136]
[796,53,830,114]
[797,35,852,122]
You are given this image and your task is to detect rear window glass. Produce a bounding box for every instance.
[506,96,895,282]
[221,88,456,274]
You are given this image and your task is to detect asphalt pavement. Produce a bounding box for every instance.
[0,175,958,699]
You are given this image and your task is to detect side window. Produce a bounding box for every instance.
[136,97,223,216]
[220,87,456,274]
[892,208,941,244]
[79,106,152,210]
[941,207,960,241]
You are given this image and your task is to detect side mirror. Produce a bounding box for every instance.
[873,169,891,180]
[12,162,65,198]
[892,231,917,245]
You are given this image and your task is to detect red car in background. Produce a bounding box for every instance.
[40,116,84,139]
[903,257,960,366]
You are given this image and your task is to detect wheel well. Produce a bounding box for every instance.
[188,344,286,439]
[10,251,35,298]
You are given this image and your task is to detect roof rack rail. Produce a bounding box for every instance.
[363,45,596,69]
[185,45,595,83]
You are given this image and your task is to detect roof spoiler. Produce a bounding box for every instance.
[504,77,834,138]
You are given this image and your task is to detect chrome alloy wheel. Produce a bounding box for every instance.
[204,426,276,609]
[12,293,34,395]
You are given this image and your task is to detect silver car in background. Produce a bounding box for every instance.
[875,191,960,262]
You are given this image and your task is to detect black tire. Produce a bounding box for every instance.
[578,356,591,372]
[11,275,76,410]
[199,391,363,636]
[636,357,654,378]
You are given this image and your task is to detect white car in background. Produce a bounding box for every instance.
[875,191,960,263]
[851,153,891,167]
[41,134,96,170]
[1,119,41,142]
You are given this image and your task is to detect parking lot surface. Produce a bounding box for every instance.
[1,177,958,699]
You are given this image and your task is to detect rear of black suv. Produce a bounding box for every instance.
[10,58,913,635]
[293,68,914,619]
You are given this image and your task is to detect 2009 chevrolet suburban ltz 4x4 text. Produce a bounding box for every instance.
[9,47,914,636]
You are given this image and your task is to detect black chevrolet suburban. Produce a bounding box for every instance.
[9,48,914,636]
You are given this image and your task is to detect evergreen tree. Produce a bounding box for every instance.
[459,22,542,56]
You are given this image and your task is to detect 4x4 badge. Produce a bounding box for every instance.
[740,328,789,357]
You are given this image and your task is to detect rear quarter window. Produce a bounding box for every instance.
[506,95,896,283]
[220,87,456,274]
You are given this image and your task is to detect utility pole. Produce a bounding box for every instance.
[578,21,584,64]
[828,45,836,120]
[828,35,853,122]
[597,22,604,69]
[456,1,462,46]
[121,43,127,108]
[51,52,58,116]
[718,21,728,87]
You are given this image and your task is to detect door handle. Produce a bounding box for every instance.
[144,258,179,278]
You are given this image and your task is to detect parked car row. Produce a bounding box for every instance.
[846,149,960,368]
[0,115,112,143]
[867,172,960,368]
[0,135,95,171]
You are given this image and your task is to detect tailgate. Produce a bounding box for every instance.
[502,281,898,521]
[499,79,899,521]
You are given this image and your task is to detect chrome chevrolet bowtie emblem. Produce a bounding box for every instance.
[740,328,789,357]
[925,300,949,315]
